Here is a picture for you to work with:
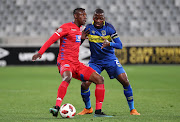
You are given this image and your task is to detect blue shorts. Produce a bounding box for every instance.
[89,58,126,79]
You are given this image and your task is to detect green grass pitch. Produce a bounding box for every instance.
[0,65,180,122]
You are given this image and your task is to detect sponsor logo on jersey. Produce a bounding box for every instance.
[76,35,81,42]
[92,30,95,34]
[57,28,62,33]
[64,64,70,67]
[71,28,77,31]
[88,35,111,43]
[101,30,106,36]
[55,28,62,36]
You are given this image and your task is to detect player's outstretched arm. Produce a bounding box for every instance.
[32,53,42,61]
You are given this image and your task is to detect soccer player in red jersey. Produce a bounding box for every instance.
[32,8,111,117]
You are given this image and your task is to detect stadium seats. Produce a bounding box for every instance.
[0,0,179,46]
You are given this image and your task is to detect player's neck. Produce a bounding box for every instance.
[74,21,81,28]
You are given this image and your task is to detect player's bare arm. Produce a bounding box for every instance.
[32,53,42,61]
[81,29,90,40]
[81,29,90,44]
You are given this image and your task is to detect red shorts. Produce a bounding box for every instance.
[57,61,95,82]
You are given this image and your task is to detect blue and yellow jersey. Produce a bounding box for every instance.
[84,21,122,62]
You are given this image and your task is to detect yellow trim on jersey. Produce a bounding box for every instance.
[88,35,111,43]
[84,89,90,93]
[112,35,119,39]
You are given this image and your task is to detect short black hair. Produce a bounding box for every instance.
[73,8,85,15]
[94,8,104,14]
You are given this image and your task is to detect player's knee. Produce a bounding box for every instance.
[123,76,130,86]
[81,82,90,90]
[117,73,130,86]
[89,72,104,84]
[62,71,72,83]
[120,78,129,87]
[123,80,130,87]
[96,75,104,84]
[62,76,72,84]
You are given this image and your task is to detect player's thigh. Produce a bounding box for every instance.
[57,61,73,76]
[88,62,104,84]
[89,71,104,84]
[73,62,95,82]
[57,63,73,83]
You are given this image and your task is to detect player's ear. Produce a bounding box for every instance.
[74,14,78,19]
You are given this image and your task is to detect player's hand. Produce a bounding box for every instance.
[32,53,42,61]
[81,29,90,40]
[101,37,110,49]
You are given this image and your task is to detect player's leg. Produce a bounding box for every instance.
[77,81,93,115]
[81,81,92,109]
[116,73,140,115]
[116,72,140,115]
[89,72,113,117]
[49,63,72,117]
[106,58,140,115]
[78,63,102,115]
[78,63,112,117]
[56,71,71,107]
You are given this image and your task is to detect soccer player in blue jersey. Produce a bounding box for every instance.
[78,9,140,116]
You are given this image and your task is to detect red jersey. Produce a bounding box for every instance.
[38,22,82,63]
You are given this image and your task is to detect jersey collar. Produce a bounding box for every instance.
[72,21,82,28]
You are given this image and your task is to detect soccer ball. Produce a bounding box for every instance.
[59,103,76,118]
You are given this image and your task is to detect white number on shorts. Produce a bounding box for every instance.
[115,59,121,67]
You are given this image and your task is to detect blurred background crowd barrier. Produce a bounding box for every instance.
[0,0,180,66]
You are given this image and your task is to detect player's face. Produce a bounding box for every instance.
[93,13,105,29]
[76,10,87,25]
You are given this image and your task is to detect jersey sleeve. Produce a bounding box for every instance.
[108,24,123,49]
[38,24,69,55]
[55,24,69,37]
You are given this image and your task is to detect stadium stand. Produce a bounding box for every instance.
[0,0,180,46]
